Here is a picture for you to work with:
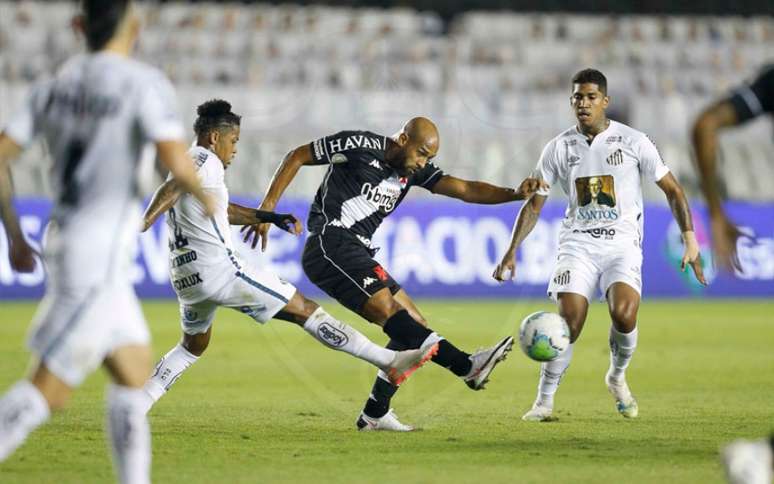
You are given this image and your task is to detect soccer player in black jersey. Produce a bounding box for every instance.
[693,64,773,273]
[242,117,545,431]
[693,65,774,484]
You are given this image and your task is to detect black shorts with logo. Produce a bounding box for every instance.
[302,228,401,314]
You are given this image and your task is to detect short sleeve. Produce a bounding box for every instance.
[308,130,386,165]
[638,134,670,183]
[137,72,185,142]
[728,64,774,123]
[534,139,559,195]
[410,162,444,191]
[3,82,47,148]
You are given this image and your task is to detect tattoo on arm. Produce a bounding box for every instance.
[667,189,694,233]
[507,200,542,252]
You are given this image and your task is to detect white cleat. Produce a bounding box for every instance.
[605,371,638,418]
[356,408,414,432]
[463,336,514,390]
[383,342,439,387]
[722,439,773,484]
[522,403,555,422]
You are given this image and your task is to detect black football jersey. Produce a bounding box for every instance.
[729,64,774,125]
[307,130,444,245]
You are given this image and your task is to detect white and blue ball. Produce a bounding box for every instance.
[518,311,571,362]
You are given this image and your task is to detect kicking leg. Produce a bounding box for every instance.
[0,362,67,461]
[605,282,640,418]
[273,291,437,385]
[103,344,152,484]
[524,292,587,422]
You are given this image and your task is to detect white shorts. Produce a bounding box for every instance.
[27,282,151,387]
[547,233,643,303]
[179,267,297,335]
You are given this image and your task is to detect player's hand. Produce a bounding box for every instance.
[492,250,517,282]
[680,231,707,286]
[275,213,303,235]
[515,178,549,200]
[240,222,271,251]
[9,237,36,273]
[709,212,743,273]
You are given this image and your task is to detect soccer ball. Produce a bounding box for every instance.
[518,311,571,362]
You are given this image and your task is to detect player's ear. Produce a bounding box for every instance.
[397,132,408,146]
[603,95,610,109]
[208,130,219,147]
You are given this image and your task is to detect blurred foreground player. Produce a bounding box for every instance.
[494,69,706,422]
[693,65,774,484]
[0,1,215,483]
[692,64,773,272]
[242,117,545,431]
[139,100,437,412]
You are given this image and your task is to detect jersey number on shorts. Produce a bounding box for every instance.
[168,207,190,249]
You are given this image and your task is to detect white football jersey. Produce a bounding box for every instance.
[167,146,238,304]
[4,52,184,288]
[536,120,669,243]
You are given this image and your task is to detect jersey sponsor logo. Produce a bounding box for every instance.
[373,265,389,282]
[195,152,207,168]
[553,270,571,285]
[605,135,622,144]
[44,86,121,118]
[328,135,383,154]
[361,182,400,212]
[574,227,616,240]
[564,139,577,147]
[173,272,203,290]
[171,250,198,268]
[606,149,624,166]
[317,322,349,348]
[183,308,199,321]
[362,277,377,288]
[568,155,581,166]
[369,159,382,170]
[313,139,325,160]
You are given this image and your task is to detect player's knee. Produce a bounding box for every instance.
[610,301,638,330]
[363,296,402,325]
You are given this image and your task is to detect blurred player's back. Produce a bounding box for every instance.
[7,51,181,286]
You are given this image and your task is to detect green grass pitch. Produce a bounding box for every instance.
[0,299,772,483]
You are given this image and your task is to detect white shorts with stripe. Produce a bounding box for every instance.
[178,265,297,335]
[547,231,643,303]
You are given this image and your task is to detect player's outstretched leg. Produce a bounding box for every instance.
[604,283,640,419]
[358,290,513,431]
[523,292,586,422]
[276,292,439,386]
[104,345,152,484]
[141,326,210,414]
[0,367,57,461]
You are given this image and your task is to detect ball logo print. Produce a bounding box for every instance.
[316,322,349,348]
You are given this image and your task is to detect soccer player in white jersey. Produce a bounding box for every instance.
[493,69,707,421]
[0,1,216,483]
[139,100,439,413]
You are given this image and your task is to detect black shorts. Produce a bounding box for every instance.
[302,229,401,314]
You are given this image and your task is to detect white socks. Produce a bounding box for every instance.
[142,344,200,413]
[608,326,638,380]
[535,343,575,408]
[303,307,395,369]
[0,380,50,461]
[107,385,151,484]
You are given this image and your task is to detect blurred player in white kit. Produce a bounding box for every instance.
[0,1,215,483]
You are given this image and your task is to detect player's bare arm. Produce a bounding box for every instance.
[156,140,216,217]
[241,144,317,250]
[656,172,707,285]
[492,193,548,282]
[227,202,302,235]
[691,100,744,272]
[0,133,35,272]
[142,179,182,232]
[431,175,547,203]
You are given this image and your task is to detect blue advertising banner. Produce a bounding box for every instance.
[1,197,772,300]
